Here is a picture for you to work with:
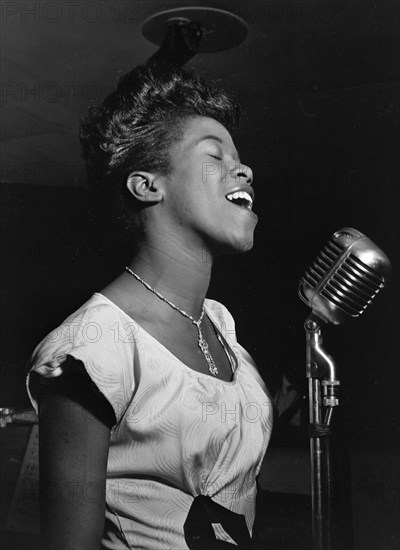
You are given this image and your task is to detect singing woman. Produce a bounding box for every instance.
[27,64,273,550]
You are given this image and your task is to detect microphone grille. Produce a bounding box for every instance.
[299,228,391,323]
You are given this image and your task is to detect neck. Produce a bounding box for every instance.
[119,228,213,319]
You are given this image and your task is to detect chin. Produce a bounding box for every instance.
[213,235,255,257]
[204,223,256,258]
[237,238,254,254]
[233,235,254,254]
[232,225,256,254]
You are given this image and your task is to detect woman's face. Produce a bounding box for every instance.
[163,116,257,256]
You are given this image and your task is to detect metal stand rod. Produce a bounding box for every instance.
[305,315,339,550]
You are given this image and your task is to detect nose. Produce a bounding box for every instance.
[234,163,253,185]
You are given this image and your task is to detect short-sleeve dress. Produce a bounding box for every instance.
[26,292,273,550]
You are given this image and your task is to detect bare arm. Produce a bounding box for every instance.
[38,363,116,550]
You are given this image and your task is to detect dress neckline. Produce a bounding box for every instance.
[93,292,240,385]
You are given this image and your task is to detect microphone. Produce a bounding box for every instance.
[299,227,391,325]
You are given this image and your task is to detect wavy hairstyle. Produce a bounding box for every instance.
[79,64,240,237]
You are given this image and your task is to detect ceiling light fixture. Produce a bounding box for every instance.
[141,7,248,69]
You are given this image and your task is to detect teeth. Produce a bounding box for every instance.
[226,190,253,209]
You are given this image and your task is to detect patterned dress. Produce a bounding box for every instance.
[27,293,273,549]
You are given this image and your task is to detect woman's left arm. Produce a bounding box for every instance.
[38,368,115,550]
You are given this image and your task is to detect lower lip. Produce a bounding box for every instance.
[227,201,258,221]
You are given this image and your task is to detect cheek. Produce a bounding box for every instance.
[175,168,209,205]
[167,160,222,222]
[166,173,199,220]
[201,161,223,187]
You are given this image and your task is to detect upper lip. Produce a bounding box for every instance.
[225,186,255,203]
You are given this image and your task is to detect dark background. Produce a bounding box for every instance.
[1,1,399,549]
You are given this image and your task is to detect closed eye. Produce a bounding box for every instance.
[208,155,222,160]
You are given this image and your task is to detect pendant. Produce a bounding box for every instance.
[198,334,219,376]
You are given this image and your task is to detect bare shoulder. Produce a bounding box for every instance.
[39,358,117,428]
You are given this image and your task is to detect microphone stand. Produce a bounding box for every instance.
[304,313,339,550]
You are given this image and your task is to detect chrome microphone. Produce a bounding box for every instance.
[299,227,391,325]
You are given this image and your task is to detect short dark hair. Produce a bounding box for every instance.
[79,64,240,236]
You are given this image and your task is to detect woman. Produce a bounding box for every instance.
[27,64,273,550]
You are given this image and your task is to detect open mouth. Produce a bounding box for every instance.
[225,190,253,210]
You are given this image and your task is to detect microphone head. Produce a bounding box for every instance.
[299,228,391,324]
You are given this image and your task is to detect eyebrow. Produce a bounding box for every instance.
[195,134,223,145]
[194,134,241,162]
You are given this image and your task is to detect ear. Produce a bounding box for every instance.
[126,172,164,204]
